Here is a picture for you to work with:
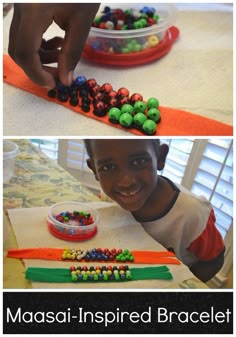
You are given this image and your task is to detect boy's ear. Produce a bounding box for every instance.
[86,159,99,181]
[157,144,169,171]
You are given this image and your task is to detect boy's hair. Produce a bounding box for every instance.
[84,139,160,160]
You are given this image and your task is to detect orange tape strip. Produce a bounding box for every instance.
[3,54,233,136]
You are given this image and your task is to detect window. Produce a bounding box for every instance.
[30,138,59,161]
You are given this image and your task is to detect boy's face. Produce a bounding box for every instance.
[87,140,159,212]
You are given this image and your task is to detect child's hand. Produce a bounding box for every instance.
[8,3,99,89]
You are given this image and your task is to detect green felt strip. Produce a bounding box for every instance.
[25,266,173,283]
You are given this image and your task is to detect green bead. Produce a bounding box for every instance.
[108,107,121,122]
[147,108,161,122]
[93,274,98,281]
[121,47,130,53]
[142,120,157,135]
[154,14,160,23]
[132,43,142,52]
[139,18,147,26]
[133,112,147,127]
[94,17,102,25]
[121,25,128,30]
[134,20,144,29]
[83,274,88,281]
[121,104,134,115]
[134,101,147,113]
[71,274,78,282]
[147,97,159,109]
[119,113,133,127]
[103,273,109,281]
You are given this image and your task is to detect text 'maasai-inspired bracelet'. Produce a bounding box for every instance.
[7,247,181,265]
[25,265,173,283]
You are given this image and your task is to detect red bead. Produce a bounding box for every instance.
[108,90,118,98]
[118,87,129,97]
[90,85,101,96]
[86,78,97,88]
[94,92,105,101]
[119,96,130,106]
[109,98,118,108]
[99,22,106,29]
[130,93,143,105]
[147,18,156,26]
[100,83,113,93]
[94,101,107,110]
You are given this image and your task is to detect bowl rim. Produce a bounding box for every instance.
[48,201,99,228]
[90,4,177,39]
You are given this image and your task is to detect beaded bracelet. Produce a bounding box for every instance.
[25,265,173,283]
[7,248,181,265]
[47,77,160,135]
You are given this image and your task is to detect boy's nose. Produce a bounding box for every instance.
[116,170,137,188]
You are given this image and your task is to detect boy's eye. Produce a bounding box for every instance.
[132,157,149,167]
[99,163,116,172]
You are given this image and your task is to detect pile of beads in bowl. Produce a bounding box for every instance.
[62,248,134,262]
[90,6,161,54]
[70,265,132,282]
[93,6,160,30]
[54,211,94,226]
[48,77,160,135]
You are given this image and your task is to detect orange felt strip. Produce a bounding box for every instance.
[132,251,181,265]
[3,54,233,136]
[7,248,64,260]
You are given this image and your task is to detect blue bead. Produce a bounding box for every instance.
[92,41,101,51]
[75,76,87,86]
[103,6,111,13]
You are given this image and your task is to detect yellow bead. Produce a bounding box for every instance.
[147,35,159,47]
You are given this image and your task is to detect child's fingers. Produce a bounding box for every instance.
[58,4,99,86]
[8,7,56,89]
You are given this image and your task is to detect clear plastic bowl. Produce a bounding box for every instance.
[83,3,177,66]
[3,140,19,183]
[47,201,99,241]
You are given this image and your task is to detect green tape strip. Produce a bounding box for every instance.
[25,265,173,283]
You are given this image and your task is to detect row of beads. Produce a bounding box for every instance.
[88,35,160,55]
[48,77,160,135]
[93,6,159,30]
[54,211,93,226]
[70,265,132,282]
[62,248,134,262]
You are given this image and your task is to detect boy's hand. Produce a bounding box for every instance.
[8,3,99,89]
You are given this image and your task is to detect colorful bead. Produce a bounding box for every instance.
[71,265,132,282]
[147,35,159,47]
[147,108,161,122]
[120,104,133,115]
[142,119,157,135]
[133,112,147,127]
[133,101,147,113]
[119,113,133,127]
[147,97,159,109]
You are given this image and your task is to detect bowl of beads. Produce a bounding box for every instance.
[47,201,99,241]
[83,3,178,66]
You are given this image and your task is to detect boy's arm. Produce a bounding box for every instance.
[189,250,225,283]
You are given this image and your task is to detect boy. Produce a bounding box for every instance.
[85,139,225,283]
